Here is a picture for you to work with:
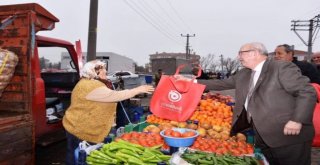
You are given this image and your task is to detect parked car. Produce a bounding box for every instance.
[107,71,139,82]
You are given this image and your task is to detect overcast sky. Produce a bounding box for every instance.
[1,0,320,65]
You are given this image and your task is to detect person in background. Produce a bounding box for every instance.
[312,51,320,72]
[62,60,154,165]
[216,72,222,79]
[225,71,231,78]
[117,75,124,90]
[154,69,163,87]
[192,67,209,79]
[177,42,316,165]
[274,44,320,84]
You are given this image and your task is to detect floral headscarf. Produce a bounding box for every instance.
[80,60,114,89]
[80,60,106,79]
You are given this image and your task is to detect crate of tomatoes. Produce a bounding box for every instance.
[117,131,164,148]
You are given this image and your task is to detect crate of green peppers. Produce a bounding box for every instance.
[86,139,170,165]
[181,150,264,165]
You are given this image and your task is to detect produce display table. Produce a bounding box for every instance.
[76,92,269,165]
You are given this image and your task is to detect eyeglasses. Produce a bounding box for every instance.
[313,57,320,60]
[94,65,106,72]
[238,49,255,56]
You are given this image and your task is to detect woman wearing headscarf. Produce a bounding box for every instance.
[63,60,154,164]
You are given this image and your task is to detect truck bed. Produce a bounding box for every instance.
[0,111,32,163]
[0,110,28,119]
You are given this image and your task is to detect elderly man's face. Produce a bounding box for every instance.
[312,53,320,65]
[238,45,257,69]
[274,46,293,62]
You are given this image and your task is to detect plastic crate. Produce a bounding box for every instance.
[145,75,153,84]
[123,115,149,133]
[243,129,255,144]
[124,122,148,133]
[74,147,86,165]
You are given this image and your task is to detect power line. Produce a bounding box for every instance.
[139,0,181,35]
[291,13,320,61]
[165,0,194,33]
[125,0,179,42]
[151,0,188,34]
[123,0,184,45]
[295,5,320,20]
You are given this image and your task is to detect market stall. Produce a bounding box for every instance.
[75,91,268,165]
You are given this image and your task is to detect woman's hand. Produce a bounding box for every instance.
[136,85,155,94]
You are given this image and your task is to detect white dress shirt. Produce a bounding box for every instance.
[245,60,266,110]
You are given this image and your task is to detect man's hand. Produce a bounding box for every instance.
[173,75,192,81]
[284,120,302,135]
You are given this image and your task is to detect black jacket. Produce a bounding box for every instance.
[293,60,320,84]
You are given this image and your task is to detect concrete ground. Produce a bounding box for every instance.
[36,140,66,165]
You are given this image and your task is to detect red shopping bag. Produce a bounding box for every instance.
[312,83,320,147]
[150,65,206,121]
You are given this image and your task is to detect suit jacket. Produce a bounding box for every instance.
[198,59,317,147]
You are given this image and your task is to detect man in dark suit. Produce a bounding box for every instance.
[193,42,316,164]
[312,52,320,72]
[274,44,320,84]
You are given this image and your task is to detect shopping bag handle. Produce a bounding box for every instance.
[168,76,192,93]
[174,64,202,78]
[170,64,202,93]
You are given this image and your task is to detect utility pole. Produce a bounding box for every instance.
[291,14,320,62]
[181,34,195,60]
[219,54,224,73]
[87,0,99,61]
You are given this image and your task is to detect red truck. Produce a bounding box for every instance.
[0,3,82,164]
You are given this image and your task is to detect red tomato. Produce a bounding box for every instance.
[209,145,217,152]
[199,145,206,151]
[192,141,200,148]
[164,129,173,136]
[139,140,148,147]
[247,145,254,154]
[162,143,169,150]
[148,141,156,147]
[121,133,131,141]
[129,139,139,144]
[132,132,141,138]
[231,149,241,156]
[154,134,162,141]
[182,131,196,137]
[170,131,181,137]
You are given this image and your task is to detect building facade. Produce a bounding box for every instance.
[61,52,135,73]
[149,52,200,75]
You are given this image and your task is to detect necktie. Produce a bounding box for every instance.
[246,70,256,122]
[247,70,256,100]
